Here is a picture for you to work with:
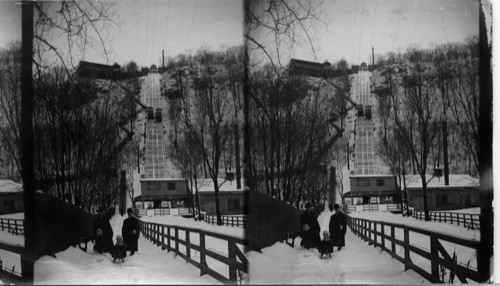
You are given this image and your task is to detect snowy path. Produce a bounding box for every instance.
[248,210,426,284]
[34,215,220,284]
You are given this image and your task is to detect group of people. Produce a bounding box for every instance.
[300,203,347,258]
[93,207,140,262]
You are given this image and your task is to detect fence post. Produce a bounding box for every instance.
[470,214,474,230]
[186,230,191,259]
[404,228,410,271]
[232,217,234,227]
[373,222,377,247]
[200,232,207,276]
[381,223,385,250]
[430,235,440,280]
[7,220,10,234]
[228,241,237,282]
[14,220,18,235]
[391,226,396,254]
[175,228,179,254]
[1,219,3,231]
[167,227,171,252]
[161,226,166,250]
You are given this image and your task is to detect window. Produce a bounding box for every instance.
[228,199,240,212]
[357,178,369,186]
[376,179,385,186]
[148,182,160,190]
[167,182,176,190]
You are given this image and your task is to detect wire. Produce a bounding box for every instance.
[371,0,378,50]
[358,0,365,64]
[162,0,171,51]
[352,0,357,65]
[145,0,150,66]
[392,0,405,51]
[150,0,158,65]
[185,0,198,51]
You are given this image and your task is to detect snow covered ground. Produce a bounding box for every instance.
[248,209,427,284]
[33,214,221,284]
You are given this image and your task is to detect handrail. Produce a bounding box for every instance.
[347,215,481,283]
[203,215,248,228]
[0,218,24,235]
[411,211,480,230]
[139,220,248,284]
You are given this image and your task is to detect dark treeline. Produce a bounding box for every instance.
[0,41,140,212]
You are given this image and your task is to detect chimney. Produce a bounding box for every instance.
[372,47,375,67]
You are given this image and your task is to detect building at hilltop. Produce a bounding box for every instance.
[197,179,247,216]
[0,180,23,215]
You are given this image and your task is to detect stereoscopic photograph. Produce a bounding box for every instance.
[0,0,494,284]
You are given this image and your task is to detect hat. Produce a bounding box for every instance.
[334,203,340,209]
[127,208,133,213]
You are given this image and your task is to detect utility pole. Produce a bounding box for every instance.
[21,1,35,279]
[477,1,493,282]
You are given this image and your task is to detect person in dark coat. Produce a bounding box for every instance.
[329,203,347,251]
[318,231,334,258]
[122,208,140,255]
[300,203,321,249]
[93,206,114,253]
[112,235,127,263]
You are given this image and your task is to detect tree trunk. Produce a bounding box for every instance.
[213,177,222,225]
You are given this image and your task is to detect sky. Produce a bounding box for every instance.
[0,0,243,67]
[250,0,481,66]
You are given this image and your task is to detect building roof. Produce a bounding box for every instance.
[0,180,22,193]
[406,174,479,189]
[196,178,247,193]
[349,174,396,178]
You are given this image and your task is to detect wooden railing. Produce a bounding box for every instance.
[178,208,193,216]
[412,211,480,230]
[140,220,248,284]
[387,204,402,212]
[362,204,379,212]
[0,218,24,235]
[154,208,170,216]
[348,216,482,283]
[203,215,248,228]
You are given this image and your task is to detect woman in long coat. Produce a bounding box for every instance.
[93,207,114,253]
[329,203,347,250]
[122,208,140,255]
[300,203,321,249]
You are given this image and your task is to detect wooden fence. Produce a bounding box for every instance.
[154,208,170,216]
[139,220,248,284]
[178,208,194,217]
[203,215,248,228]
[348,215,482,283]
[0,218,24,235]
[412,211,480,230]
[363,204,379,212]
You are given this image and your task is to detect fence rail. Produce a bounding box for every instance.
[362,204,379,212]
[154,208,170,216]
[139,220,248,284]
[347,215,482,283]
[412,211,480,230]
[0,218,24,235]
[203,215,248,228]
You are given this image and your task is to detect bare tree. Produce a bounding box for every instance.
[392,48,442,221]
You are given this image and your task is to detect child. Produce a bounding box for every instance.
[93,228,104,254]
[318,231,334,259]
[112,235,127,263]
